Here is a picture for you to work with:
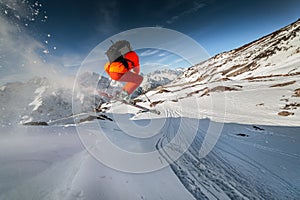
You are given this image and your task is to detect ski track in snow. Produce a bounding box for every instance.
[155,111,300,199]
[152,111,300,199]
[0,108,299,199]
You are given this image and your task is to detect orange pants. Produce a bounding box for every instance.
[108,71,143,95]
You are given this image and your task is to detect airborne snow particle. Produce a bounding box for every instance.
[198,163,206,171]
[53,46,57,50]
[47,34,51,37]
[4,10,8,15]
[43,50,49,54]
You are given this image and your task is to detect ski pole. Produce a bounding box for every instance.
[144,93,152,104]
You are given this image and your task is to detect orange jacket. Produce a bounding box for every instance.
[104,51,139,74]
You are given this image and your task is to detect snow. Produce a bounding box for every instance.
[0,85,6,91]
[0,19,300,200]
[0,125,195,200]
[0,113,299,199]
[29,86,47,111]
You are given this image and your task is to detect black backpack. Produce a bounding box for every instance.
[105,40,134,70]
[106,40,132,62]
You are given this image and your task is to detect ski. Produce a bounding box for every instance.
[98,91,160,115]
[23,112,113,126]
[118,99,161,115]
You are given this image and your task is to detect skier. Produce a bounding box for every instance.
[104,40,143,102]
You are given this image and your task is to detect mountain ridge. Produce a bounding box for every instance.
[175,18,300,86]
[139,19,300,125]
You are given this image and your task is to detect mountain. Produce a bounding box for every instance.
[0,68,183,125]
[178,19,300,84]
[0,77,71,125]
[140,68,184,91]
[139,19,300,126]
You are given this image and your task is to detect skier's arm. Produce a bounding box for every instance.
[132,66,140,74]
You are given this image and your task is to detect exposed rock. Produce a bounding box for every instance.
[293,88,300,97]
[210,86,240,92]
[282,103,300,110]
[156,89,171,94]
[270,80,296,88]
[278,111,294,116]
[150,100,164,107]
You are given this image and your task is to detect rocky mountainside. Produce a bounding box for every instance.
[141,19,300,125]
[176,19,300,84]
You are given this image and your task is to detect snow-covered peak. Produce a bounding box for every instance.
[139,68,183,93]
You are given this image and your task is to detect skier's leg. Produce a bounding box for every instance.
[108,72,123,80]
[118,71,143,94]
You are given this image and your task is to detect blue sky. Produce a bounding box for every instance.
[38,0,300,56]
[0,0,300,82]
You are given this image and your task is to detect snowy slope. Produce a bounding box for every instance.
[0,124,195,200]
[178,19,300,83]
[1,114,299,199]
[136,19,300,126]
